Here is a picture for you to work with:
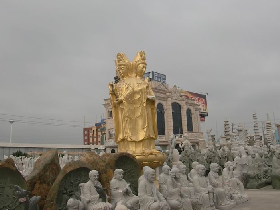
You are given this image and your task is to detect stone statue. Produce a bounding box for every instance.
[272,150,280,175]
[166,167,193,210]
[229,172,249,204]
[138,167,169,210]
[14,185,41,210]
[109,51,157,154]
[272,149,280,189]
[110,169,139,210]
[208,163,236,209]
[188,162,199,183]
[138,166,150,185]
[80,170,112,210]
[67,197,84,210]
[178,164,196,201]
[192,165,216,210]
[159,165,171,198]
[166,134,176,167]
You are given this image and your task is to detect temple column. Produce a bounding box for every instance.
[165,93,173,141]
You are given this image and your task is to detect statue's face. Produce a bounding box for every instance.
[136,63,146,77]
[170,171,176,178]
[251,154,256,159]
[90,173,99,182]
[163,167,170,175]
[147,171,155,183]
[117,65,128,79]
[180,166,186,174]
[115,172,123,180]
[198,167,205,176]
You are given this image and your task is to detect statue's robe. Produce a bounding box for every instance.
[138,179,167,210]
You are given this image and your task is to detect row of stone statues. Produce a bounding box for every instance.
[4,155,40,177]
[66,160,249,210]
[170,133,280,189]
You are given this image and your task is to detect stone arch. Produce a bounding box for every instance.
[111,149,116,153]
[187,108,193,132]
[172,102,183,134]
[157,103,165,135]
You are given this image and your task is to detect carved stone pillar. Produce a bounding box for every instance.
[195,108,201,132]
[165,93,173,140]
[181,100,187,134]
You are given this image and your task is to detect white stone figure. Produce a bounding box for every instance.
[233,151,242,181]
[229,172,249,204]
[138,167,169,210]
[110,169,138,210]
[208,163,235,209]
[159,165,171,198]
[138,166,150,185]
[188,162,199,183]
[74,155,80,161]
[178,164,195,200]
[192,164,216,210]
[67,197,84,210]
[166,167,193,210]
[206,129,213,148]
[4,155,8,159]
[272,150,280,175]
[80,170,112,210]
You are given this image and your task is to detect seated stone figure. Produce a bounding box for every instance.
[67,197,84,210]
[188,162,199,183]
[208,163,235,210]
[192,165,216,210]
[272,149,280,189]
[110,169,139,210]
[178,164,196,200]
[138,166,150,185]
[166,167,193,210]
[245,153,265,189]
[138,167,170,210]
[80,170,112,210]
[159,165,171,198]
[229,172,249,204]
[222,161,233,198]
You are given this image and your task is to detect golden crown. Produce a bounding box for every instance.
[133,51,146,67]
[115,53,130,67]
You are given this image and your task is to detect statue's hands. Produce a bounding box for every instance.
[147,95,155,100]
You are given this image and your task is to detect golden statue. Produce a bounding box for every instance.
[109,51,158,155]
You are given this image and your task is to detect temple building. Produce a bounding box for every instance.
[103,71,208,150]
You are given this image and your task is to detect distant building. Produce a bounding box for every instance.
[83,119,106,145]
[103,72,208,149]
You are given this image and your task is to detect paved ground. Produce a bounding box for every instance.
[233,186,280,210]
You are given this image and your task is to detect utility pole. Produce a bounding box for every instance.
[9,120,14,144]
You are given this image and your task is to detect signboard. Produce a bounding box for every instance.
[184,91,208,117]
[151,71,166,83]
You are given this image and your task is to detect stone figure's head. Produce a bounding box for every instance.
[179,164,187,175]
[132,51,147,78]
[263,152,269,158]
[210,163,220,173]
[114,169,124,180]
[115,53,130,79]
[196,164,206,176]
[162,165,171,175]
[144,167,155,183]
[192,161,199,170]
[170,167,180,180]
[89,170,99,182]
[250,153,256,159]
[169,133,175,141]
[224,161,232,170]
[276,150,280,159]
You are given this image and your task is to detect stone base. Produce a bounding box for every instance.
[217,201,236,210]
[271,175,280,189]
[245,177,267,189]
[235,196,249,205]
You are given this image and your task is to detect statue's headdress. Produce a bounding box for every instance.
[132,51,146,67]
[115,53,130,79]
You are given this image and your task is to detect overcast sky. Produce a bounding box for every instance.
[1,1,280,145]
